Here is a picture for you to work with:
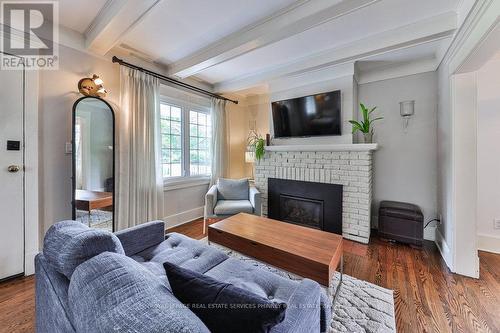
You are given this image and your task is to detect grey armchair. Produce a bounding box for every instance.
[204,178,261,232]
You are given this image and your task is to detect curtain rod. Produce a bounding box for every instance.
[112,56,238,105]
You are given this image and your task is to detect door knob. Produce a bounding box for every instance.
[7,165,20,173]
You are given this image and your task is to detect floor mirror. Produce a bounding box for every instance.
[72,96,115,232]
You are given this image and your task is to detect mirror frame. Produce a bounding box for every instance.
[71,96,116,231]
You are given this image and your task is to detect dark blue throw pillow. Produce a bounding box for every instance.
[164,262,287,333]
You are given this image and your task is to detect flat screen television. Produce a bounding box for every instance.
[271,90,341,138]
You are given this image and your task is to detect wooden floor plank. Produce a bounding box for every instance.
[0,219,499,333]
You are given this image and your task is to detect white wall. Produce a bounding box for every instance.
[269,63,356,145]
[358,72,438,240]
[477,56,500,253]
[163,184,207,228]
[226,97,249,179]
[246,95,271,176]
[225,93,270,179]
[38,45,120,238]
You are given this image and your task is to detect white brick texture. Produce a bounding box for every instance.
[255,150,373,244]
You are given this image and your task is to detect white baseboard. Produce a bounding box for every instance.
[163,206,204,229]
[435,228,454,271]
[24,251,38,276]
[477,233,500,254]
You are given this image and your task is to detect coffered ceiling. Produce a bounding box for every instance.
[53,0,467,95]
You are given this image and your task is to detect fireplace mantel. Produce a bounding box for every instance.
[265,143,378,152]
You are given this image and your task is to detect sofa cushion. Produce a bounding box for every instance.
[217,178,249,200]
[214,200,253,215]
[43,220,124,278]
[164,262,287,333]
[69,252,210,333]
[131,233,229,278]
[204,257,299,304]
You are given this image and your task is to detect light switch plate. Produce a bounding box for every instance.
[494,219,500,230]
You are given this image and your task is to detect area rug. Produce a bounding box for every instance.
[203,239,396,333]
[76,210,112,231]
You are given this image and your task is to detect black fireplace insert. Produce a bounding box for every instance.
[268,178,342,235]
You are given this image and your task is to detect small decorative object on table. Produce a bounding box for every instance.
[349,103,383,143]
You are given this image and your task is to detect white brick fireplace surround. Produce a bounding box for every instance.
[254,144,378,244]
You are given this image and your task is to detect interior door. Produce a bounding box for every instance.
[0,54,25,280]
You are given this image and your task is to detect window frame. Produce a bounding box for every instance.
[160,96,211,188]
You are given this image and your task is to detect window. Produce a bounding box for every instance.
[189,110,211,176]
[160,100,211,180]
[160,104,183,178]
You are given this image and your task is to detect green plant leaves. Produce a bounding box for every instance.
[349,103,383,134]
[255,138,265,160]
[349,120,365,134]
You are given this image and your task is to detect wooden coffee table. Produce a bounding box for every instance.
[208,213,343,300]
[75,190,113,226]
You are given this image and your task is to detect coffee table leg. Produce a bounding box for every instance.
[331,254,343,308]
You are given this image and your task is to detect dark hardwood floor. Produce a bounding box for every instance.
[1,218,498,333]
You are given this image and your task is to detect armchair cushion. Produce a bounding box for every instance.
[217,178,249,200]
[214,200,253,215]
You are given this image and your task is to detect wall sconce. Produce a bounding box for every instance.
[78,74,107,98]
[400,100,415,130]
[245,151,255,163]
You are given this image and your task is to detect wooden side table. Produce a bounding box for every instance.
[75,190,113,226]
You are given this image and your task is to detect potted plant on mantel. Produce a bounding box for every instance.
[247,132,266,161]
[349,103,383,144]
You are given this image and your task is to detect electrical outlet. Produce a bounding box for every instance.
[494,219,500,230]
[437,214,443,225]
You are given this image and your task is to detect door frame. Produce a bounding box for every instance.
[437,0,500,278]
[0,51,40,276]
[24,68,39,276]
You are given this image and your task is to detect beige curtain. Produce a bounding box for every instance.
[210,98,228,186]
[116,67,164,230]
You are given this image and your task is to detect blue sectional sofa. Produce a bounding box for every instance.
[35,220,331,332]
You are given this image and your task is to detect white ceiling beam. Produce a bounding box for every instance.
[85,0,162,56]
[357,57,439,84]
[214,11,457,92]
[168,0,380,78]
